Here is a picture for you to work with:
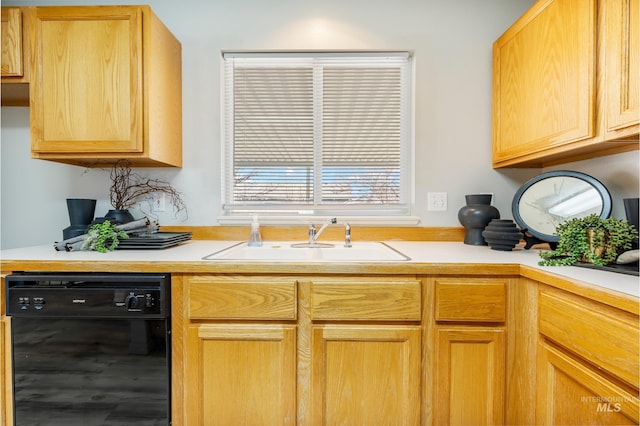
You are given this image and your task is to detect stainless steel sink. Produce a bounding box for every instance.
[203,241,410,262]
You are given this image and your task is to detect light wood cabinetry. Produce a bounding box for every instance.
[536,285,640,425]
[182,275,297,425]
[29,6,182,167]
[604,0,640,136]
[306,278,422,425]
[492,0,639,168]
[1,6,32,106]
[1,8,25,79]
[178,275,422,425]
[0,317,11,426]
[430,277,508,425]
[0,275,12,426]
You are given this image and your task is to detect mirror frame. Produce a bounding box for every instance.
[511,170,612,243]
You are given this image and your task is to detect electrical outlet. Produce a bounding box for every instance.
[427,192,447,211]
[152,192,166,212]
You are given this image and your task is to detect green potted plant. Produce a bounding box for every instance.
[539,214,638,266]
[82,220,129,253]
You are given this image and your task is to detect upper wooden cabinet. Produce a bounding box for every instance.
[1,7,32,106]
[30,6,182,167]
[492,0,639,168]
[1,8,24,79]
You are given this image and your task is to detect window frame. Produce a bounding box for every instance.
[220,50,416,224]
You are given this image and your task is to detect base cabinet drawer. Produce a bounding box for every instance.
[434,277,506,322]
[310,278,421,321]
[538,289,639,385]
[186,275,297,320]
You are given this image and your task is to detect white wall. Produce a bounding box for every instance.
[2,0,638,249]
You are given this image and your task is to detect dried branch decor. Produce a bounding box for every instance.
[109,160,186,215]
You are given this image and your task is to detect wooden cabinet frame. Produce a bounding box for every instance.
[492,0,639,168]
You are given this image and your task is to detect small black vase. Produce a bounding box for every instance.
[63,198,96,240]
[104,209,135,224]
[482,219,523,251]
[458,194,500,245]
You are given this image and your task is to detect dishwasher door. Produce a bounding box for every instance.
[6,272,171,426]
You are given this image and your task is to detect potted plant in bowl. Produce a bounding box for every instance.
[538,214,638,266]
[106,159,186,223]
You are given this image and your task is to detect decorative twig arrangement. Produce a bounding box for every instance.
[54,217,159,252]
[110,159,187,215]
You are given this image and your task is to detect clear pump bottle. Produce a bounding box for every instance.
[248,215,263,247]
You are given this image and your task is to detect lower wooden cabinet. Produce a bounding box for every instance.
[172,272,639,425]
[434,328,505,425]
[185,323,297,425]
[0,317,11,426]
[310,325,421,425]
[179,274,423,425]
[430,276,509,426]
[535,285,640,425]
[536,342,638,425]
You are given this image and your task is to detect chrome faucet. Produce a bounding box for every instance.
[344,222,352,247]
[308,217,337,246]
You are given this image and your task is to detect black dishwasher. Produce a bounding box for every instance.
[5,272,171,426]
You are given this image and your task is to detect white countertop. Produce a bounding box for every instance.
[1,240,638,298]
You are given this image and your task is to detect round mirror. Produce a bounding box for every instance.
[512,170,612,244]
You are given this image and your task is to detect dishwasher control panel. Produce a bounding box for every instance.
[5,272,169,318]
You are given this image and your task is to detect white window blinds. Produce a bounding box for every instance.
[223,51,412,215]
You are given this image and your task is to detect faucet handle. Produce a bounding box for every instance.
[344,222,352,247]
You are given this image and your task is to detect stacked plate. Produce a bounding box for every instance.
[116,232,192,250]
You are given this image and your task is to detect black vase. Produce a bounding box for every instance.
[458,194,500,245]
[482,219,523,251]
[624,198,639,250]
[104,209,135,224]
[63,198,96,240]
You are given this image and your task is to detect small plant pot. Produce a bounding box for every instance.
[582,229,616,265]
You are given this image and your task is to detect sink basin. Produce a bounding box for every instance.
[203,241,410,262]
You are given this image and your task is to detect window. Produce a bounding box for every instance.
[222,51,413,218]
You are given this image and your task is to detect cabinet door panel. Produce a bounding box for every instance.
[435,328,505,425]
[537,342,639,425]
[605,0,639,133]
[186,324,297,426]
[31,7,143,153]
[311,325,421,425]
[1,8,23,77]
[492,0,596,165]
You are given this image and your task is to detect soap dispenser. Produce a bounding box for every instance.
[248,215,263,247]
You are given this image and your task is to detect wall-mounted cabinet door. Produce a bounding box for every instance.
[492,0,596,167]
[310,325,421,425]
[29,6,182,167]
[1,6,31,106]
[604,0,639,135]
[185,324,297,426]
[30,7,144,155]
[1,8,23,78]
